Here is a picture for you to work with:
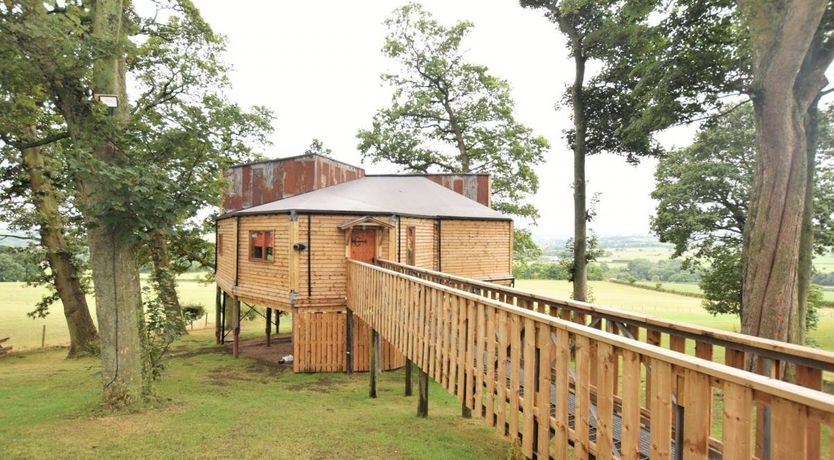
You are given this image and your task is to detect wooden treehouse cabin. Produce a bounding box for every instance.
[214,153,513,372]
[211,155,834,459]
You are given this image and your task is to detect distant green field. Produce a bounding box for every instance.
[598,245,834,275]
[5,275,834,353]
[597,246,675,269]
[634,281,704,295]
[515,279,834,351]
[1,275,220,351]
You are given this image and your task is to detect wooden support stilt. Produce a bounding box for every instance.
[370,327,380,398]
[233,298,241,358]
[215,287,221,344]
[265,307,272,347]
[418,369,429,417]
[220,292,227,344]
[276,311,281,334]
[405,359,413,396]
[346,309,354,375]
[462,401,472,418]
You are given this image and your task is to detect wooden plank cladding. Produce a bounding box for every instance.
[216,210,512,373]
[378,258,834,397]
[348,260,834,460]
[439,220,512,279]
[292,309,404,373]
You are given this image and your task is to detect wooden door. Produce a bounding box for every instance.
[349,229,376,263]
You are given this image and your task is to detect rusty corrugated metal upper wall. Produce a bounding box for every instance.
[422,174,491,207]
[366,174,491,208]
[222,154,366,212]
[223,154,493,212]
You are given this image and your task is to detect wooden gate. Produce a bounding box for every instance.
[292,309,405,372]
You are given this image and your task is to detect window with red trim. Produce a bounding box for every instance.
[249,230,274,261]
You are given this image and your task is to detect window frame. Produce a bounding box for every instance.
[248,230,275,262]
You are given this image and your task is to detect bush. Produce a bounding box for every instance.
[182,304,206,325]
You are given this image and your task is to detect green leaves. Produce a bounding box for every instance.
[652,105,834,321]
[358,3,548,221]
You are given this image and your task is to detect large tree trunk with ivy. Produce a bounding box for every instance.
[571,51,588,303]
[21,142,99,357]
[149,228,186,334]
[66,0,148,407]
[739,0,831,343]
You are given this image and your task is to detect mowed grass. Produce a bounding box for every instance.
[0,329,511,460]
[1,274,219,350]
[515,279,834,352]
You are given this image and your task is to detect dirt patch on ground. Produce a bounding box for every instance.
[286,377,340,393]
[206,367,256,387]
[236,334,293,367]
[167,346,226,360]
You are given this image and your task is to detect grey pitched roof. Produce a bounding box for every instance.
[227,176,509,221]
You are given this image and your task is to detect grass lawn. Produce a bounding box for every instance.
[0,329,512,460]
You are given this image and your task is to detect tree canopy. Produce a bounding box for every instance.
[357,3,549,219]
[652,105,834,320]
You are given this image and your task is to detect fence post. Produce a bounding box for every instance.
[418,369,429,417]
[370,327,380,398]
[265,307,272,347]
[41,325,46,349]
[405,359,413,396]
[346,309,354,375]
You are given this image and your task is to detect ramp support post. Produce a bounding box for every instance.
[418,369,429,417]
[370,327,380,398]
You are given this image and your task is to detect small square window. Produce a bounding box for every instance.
[250,230,274,262]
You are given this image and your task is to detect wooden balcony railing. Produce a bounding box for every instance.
[377,259,834,391]
[351,259,834,459]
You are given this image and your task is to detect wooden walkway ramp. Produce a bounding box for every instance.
[347,260,834,460]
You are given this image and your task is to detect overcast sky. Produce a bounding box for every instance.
[195,1,698,240]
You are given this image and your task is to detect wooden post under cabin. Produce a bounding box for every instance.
[215,287,222,344]
[233,298,241,358]
[266,307,272,347]
[220,292,227,344]
[418,369,429,417]
[346,309,354,375]
[370,327,380,398]
[405,359,413,396]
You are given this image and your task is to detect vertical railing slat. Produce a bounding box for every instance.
[597,342,615,460]
[576,335,592,459]
[650,359,673,459]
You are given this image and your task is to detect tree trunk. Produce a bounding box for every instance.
[148,228,186,334]
[796,100,819,345]
[739,0,829,343]
[21,141,99,357]
[571,52,588,302]
[77,0,147,407]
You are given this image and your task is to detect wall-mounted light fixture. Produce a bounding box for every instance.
[293,242,308,251]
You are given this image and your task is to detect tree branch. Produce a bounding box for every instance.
[0,233,38,242]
